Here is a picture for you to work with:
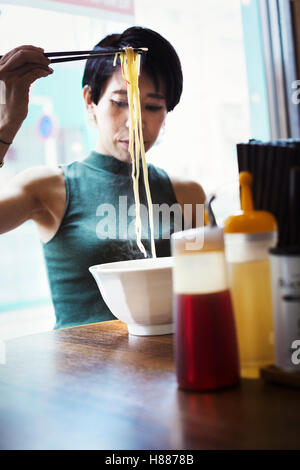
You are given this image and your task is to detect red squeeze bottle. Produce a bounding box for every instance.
[171,226,240,391]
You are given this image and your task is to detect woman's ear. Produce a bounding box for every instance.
[83,85,97,125]
[83,85,94,111]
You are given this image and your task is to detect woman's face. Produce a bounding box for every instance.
[84,68,167,163]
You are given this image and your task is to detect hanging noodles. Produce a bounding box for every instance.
[114,47,156,259]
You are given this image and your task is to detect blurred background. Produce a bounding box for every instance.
[0,0,298,339]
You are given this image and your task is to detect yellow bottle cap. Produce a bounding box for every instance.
[224,172,277,234]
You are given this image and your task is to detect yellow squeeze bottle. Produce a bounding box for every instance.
[224,172,277,378]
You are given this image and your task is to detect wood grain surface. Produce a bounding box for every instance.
[0,320,299,450]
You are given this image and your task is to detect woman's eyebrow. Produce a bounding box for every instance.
[147,92,165,100]
[112,89,165,100]
[112,89,127,95]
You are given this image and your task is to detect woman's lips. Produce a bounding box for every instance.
[119,140,129,148]
[119,140,148,150]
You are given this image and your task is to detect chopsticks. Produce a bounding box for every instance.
[46,48,147,63]
[0,48,147,63]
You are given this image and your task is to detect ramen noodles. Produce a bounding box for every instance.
[114,47,156,259]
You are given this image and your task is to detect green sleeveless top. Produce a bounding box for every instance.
[42,151,180,329]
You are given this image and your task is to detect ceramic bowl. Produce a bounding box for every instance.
[89,257,174,336]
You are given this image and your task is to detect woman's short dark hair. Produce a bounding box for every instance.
[82,26,183,112]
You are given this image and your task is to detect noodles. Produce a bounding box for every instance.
[115,47,156,259]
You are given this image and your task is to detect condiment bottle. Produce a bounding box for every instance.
[171,217,240,391]
[269,167,300,372]
[224,171,277,378]
[269,246,300,371]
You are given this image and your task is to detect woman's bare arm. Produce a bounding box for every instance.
[0,45,55,234]
[0,168,44,233]
[171,177,206,228]
[0,166,64,235]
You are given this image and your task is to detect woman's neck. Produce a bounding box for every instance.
[95,140,132,164]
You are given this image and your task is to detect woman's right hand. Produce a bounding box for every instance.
[0,45,53,138]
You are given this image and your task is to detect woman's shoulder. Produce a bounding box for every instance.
[168,175,206,206]
[12,165,64,190]
[11,165,65,215]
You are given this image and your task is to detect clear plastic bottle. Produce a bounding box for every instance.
[224,172,277,378]
[171,225,240,391]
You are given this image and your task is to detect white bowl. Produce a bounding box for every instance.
[89,257,174,336]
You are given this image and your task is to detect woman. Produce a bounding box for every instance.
[0,27,205,329]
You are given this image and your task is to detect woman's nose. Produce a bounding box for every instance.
[125,110,146,130]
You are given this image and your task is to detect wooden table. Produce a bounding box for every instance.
[0,320,299,450]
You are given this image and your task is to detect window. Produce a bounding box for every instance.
[1,0,265,338]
